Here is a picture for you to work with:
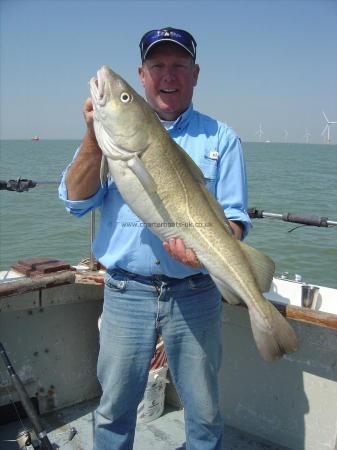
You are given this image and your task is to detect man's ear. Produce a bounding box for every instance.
[193,64,200,87]
[138,66,146,88]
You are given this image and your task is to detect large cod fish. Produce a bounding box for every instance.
[90,65,298,362]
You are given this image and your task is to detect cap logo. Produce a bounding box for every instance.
[140,27,197,62]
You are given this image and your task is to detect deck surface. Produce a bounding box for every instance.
[0,398,289,450]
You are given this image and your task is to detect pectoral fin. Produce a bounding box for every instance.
[124,154,171,231]
[127,155,157,194]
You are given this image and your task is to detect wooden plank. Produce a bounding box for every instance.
[228,300,337,331]
[274,302,337,331]
[75,272,105,285]
[17,256,58,267]
[12,257,71,276]
[0,271,75,298]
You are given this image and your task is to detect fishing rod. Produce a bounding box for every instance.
[0,177,97,269]
[0,343,54,450]
[2,178,337,228]
[248,208,337,227]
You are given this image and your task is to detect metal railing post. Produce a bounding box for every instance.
[89,210,96,270]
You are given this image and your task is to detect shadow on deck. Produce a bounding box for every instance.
[0,398,288,450]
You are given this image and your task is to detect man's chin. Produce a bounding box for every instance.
[154,103,179,120]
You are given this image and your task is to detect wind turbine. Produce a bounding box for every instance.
[255,123,264,141]
[321,111,337,144]
[284,129,289,143]
[303,129,311,144]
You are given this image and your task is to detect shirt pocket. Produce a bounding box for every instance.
[198,160,217,195]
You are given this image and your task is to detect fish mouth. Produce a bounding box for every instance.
[90,68,107,106]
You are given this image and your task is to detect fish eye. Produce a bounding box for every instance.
[120,92,132,103]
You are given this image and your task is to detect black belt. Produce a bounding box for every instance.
[108,267,209,286]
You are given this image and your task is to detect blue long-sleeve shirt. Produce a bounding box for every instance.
[59,104,251,277]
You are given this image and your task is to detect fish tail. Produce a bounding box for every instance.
[248,299,298,362]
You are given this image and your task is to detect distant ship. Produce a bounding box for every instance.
[31,136,40,141]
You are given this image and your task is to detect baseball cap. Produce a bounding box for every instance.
[139,27,197,62]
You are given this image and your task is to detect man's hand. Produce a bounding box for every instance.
[163,221,243,269]
[65,97,102,200]
[83,97,97,141]
[163,238,202,268]
[229,220,243,240]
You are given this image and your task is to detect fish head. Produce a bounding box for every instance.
[90,65,151,159]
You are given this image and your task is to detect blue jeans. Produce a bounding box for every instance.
[93,269,223,450]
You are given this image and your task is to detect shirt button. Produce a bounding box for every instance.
[155,259,160,265]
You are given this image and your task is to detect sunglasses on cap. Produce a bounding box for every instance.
[139,27,197,62]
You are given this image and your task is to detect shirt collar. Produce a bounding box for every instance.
[156,104,194,131]
[174,103,194,131]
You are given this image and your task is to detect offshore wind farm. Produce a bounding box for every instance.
[253,110,337,144]
[321,111,337,144]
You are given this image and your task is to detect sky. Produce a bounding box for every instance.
[1,0,337,144]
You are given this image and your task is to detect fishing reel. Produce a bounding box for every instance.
[15,429,39,449]
[0,178,37,192]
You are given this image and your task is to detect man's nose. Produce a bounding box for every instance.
[162,67,176,82]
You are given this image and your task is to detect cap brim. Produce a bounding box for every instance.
[143,39,195,61]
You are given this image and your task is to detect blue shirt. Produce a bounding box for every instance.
[59,104,251,277]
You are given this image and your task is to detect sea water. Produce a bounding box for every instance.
[0,140,336,288]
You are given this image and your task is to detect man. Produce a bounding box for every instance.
[59,27,251,450]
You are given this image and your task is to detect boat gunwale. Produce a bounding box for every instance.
[0,269,336,330]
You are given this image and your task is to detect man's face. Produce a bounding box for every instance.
[138,43,200,121]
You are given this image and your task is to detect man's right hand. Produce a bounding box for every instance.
[65,98,103,200]
[83,97,97,141]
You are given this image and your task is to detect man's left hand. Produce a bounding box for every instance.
[163,238,202,268]
[163,221,243,269]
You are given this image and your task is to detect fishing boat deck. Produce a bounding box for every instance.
[1,266,337,450]
[0,398,288,450]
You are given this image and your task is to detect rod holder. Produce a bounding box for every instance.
[301,284,319,308]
